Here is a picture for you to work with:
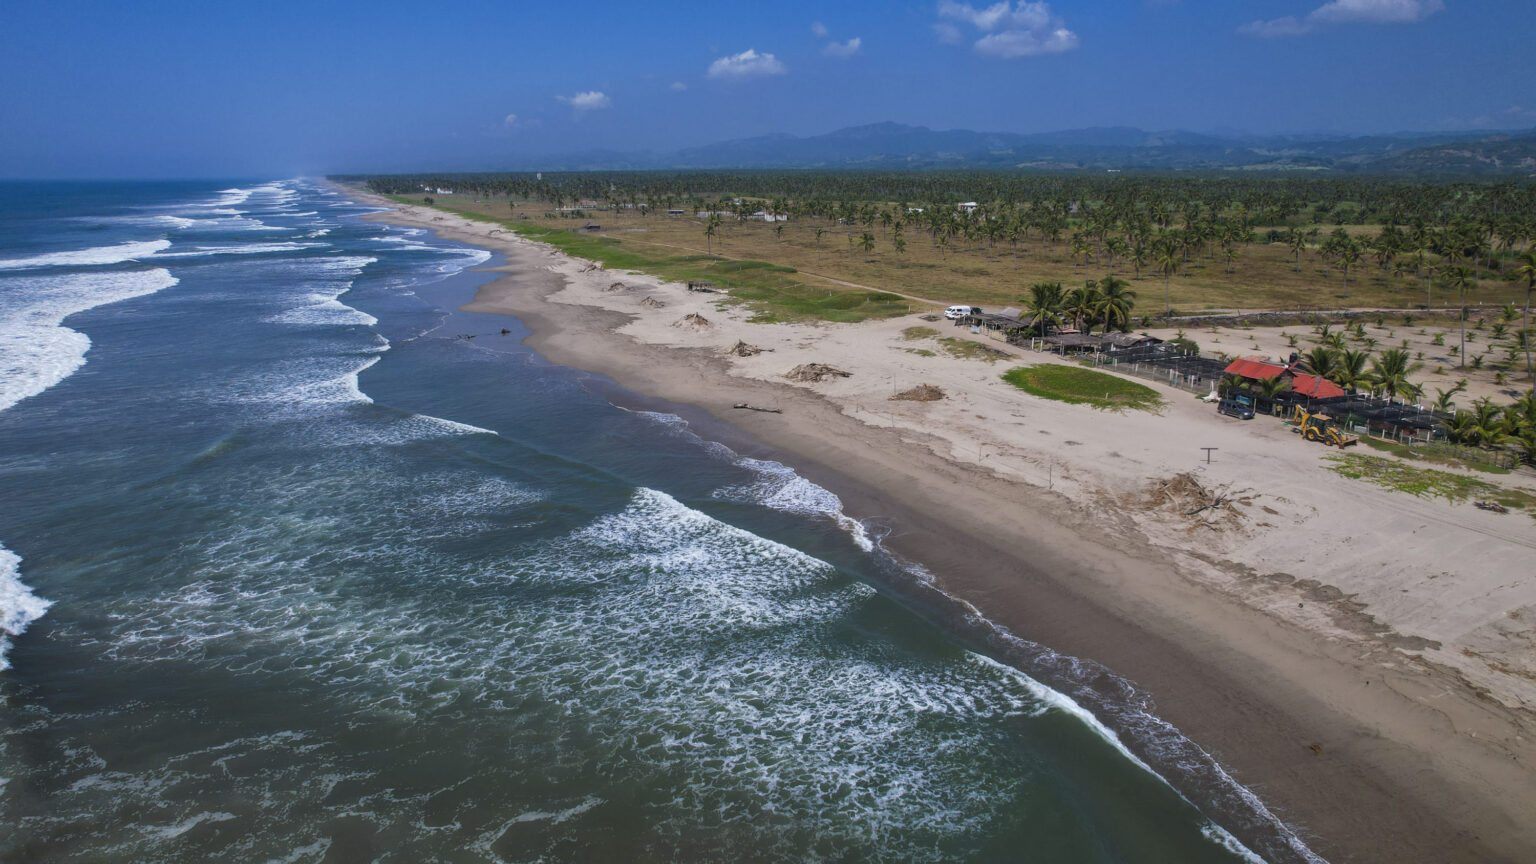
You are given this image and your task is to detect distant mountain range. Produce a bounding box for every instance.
[514,122,1536,175]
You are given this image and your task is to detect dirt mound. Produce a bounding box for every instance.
[673,312,711,329]
[578,262,603,273]
[604,281,628,292]
[891,383,945,402]
[727,340,768,357]
[785,363,852,383]
[639,296,666,308]
[1137,472,1256,531]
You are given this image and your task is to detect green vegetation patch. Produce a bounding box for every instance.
[1325,454,1536,514]
[1002,364,1165,412]
[445,208,906,324]
[939,338,1011,363]
[902,326,940,340]
[1356,436,1510,475]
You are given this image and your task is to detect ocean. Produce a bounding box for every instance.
[0,179,1300,862]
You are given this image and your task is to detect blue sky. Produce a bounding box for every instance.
[1,0,1531,177]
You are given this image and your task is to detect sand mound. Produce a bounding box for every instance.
[727,340,768,357]
[604,281,628,292]
[639,296,666,308]
[673,313,711,329]
[891,383,945,402]
[578,262,603,272]
[785,363,852,383]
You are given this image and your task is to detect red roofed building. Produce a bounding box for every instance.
[1223,357,1287,381]
[1285,372,1346,399]
[1223,356,1347,399]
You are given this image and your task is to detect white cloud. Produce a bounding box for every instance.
[823,37,862,57]
[503,113,519,127]
[936,2,1079,58]
[811,21,829,37]
[558,90,612,111]
[1240,0,1443,37]
[707,49,787,80]
[669,81,688,91]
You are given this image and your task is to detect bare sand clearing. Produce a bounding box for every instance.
[356,194,1536,863]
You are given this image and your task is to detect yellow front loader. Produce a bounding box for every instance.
[1288,406,1359,448]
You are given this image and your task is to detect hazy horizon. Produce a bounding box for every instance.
[3,0,1533,178]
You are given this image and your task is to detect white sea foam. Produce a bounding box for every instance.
[266,297,377,327]
[0,239,171,271]
[197,188,254,208]
[0,545,52,672]
[154,242,326,259]
[0,268,180,413]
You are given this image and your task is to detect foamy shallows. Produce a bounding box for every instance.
[0,546,51,672]
[0,268,179,413]
[0,240,171,271]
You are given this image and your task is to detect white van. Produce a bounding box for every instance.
[945,305,982,320]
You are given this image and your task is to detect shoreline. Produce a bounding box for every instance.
[353,191,1536,863]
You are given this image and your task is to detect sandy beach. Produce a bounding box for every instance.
[356,192,1536,863]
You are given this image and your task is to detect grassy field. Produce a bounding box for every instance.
[406,193,1532,321]
[1002,364,1166,412]
[1326,454,1536,515]
[388,197,912,323]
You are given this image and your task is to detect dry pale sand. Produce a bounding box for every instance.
[355,192,1536,864]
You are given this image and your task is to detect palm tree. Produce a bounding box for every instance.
[1432,380,1467,414]
[814,227,825,248]
[704,215,721,254]
[1256,376,1293,413]
[1065,282,1104,333]
[1446,264,1477,368]
[1337,242,1362,299]
[1445,410,1479,445]
[1369,348,1423,401]
[1093,276,1137,333]
[859,232,876,257]
[1515,250,1536,395]
[1298,346,1341,382]
[1288,229,1308,273]
[1023,282,1066,336]
[1335,348,1371,393]
[1471,400,1509,448]
[1155,245,1180,315]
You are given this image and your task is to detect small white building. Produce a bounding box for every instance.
[751,211,788,222]
[957,201,978,212]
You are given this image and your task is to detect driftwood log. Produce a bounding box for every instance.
[732,403,783,414]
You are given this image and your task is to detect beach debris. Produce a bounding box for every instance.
[918,313,943,322]
[605,281,628,292]
[639,296,666,308]
[732,403,783,414]
[1474,500,1509,514]
[673,313,711,329]
[1309,743,1325,756]
[578,262,603,272]
[1137,472,1257,531]
[727,340,769,357]
[500,328,510,335]
[688,281,717,293]
[785,363,853,383]
[891,383,946,402]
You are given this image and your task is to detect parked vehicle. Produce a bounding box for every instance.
[945,305,982,320]
[1217,394,1255,420]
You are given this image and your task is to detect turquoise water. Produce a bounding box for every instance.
[0,180,1305,862]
